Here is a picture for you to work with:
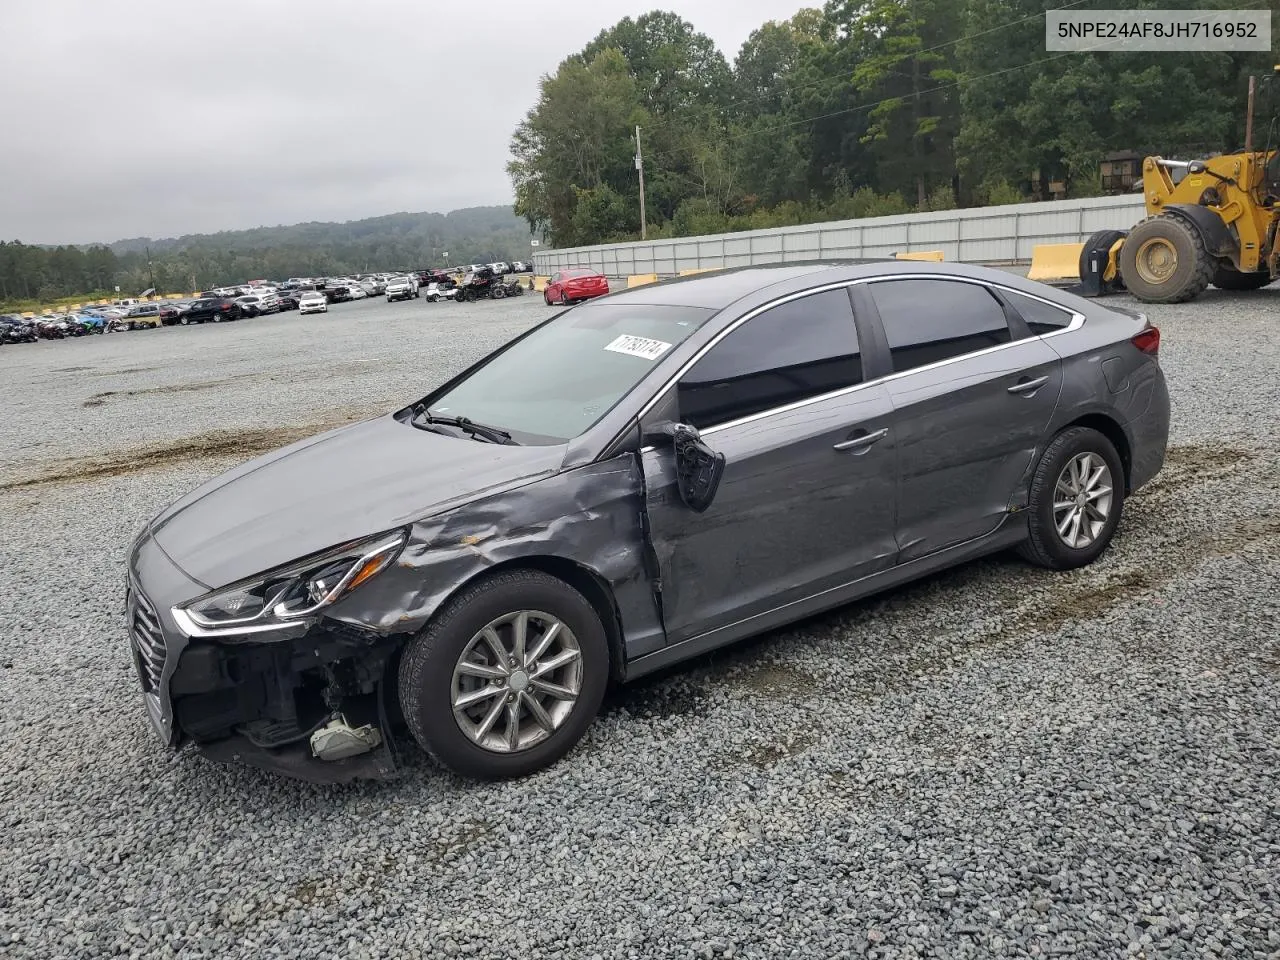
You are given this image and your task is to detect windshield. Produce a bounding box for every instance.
[427,302,716,443]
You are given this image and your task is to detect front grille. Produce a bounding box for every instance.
[128,587,167,693]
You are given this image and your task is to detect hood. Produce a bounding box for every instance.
[149,414,566,588]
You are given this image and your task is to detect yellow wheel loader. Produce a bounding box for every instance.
[1080,66,1280,304]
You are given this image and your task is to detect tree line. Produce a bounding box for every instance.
[0,207,532,308]
[509,2,1276,247]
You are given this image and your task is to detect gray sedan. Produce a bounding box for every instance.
[125,261,1170,783]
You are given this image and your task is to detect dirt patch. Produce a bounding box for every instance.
[1136,444,1256,497]
[743,731,818,769]
[725,660,823,700]
[52,366,95,373]
[0,407,392,492]
[91,366,158,376]
[82,372,270,406]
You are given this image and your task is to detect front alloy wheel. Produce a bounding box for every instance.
[398,568,608,779]
[451,610,582,753]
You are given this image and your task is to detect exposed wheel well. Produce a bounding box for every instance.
[1062,414,1132,492]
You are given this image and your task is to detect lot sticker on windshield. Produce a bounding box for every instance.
[604,335,673,361]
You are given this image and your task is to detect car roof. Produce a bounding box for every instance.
[579,260,1092,313]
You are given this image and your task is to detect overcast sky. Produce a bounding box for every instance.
[1,0,809,245]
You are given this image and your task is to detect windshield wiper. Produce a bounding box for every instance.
[411,408,518,445]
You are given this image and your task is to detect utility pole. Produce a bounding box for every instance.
[635,125,647,241]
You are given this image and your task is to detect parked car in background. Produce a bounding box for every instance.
[298,291,328,315]
[385,276,420,303]
[325,286,353,304]
[71,313,106,335]
[36,316,73,339]
[159,303,189,325]
[181,298,242,324]
[235,293,280,318]
[0,315,38,343]
[276,291,301,311]
[425,280,458,302]
[349,285,368,301]
[124,303,165,329]
[510,260,532,273]
[544,269,610,306]
[360,279,385,297]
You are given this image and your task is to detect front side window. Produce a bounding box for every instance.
[428,303,715,444]
[676,288,862,430]
[869,279,1012,373]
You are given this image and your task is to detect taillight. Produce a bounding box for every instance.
[1132,325,1160,356]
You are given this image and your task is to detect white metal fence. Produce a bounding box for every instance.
[533,194,1146,277]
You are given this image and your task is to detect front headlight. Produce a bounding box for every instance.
[175,529,408,634]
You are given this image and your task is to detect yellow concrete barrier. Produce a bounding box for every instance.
[627,273,658,288]
[678,267,718,277]
[894,250,945,262]
[532,276,549,292]
[1027,243,1085,283]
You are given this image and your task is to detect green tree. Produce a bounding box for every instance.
[844,0,962,208]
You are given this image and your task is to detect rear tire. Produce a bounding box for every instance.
[397,569,609,780]
[1211,263,1274,291]
[1018,426,1125,571]
[1118,215,1213,304]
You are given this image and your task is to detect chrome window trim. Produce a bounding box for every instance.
[635,273,1084,450]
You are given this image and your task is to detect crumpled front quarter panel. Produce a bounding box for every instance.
[327,454,663,654]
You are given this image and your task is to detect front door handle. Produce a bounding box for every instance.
[833,427,888,453]
[1008,375,1050,396]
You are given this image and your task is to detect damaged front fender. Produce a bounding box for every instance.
[327,452,669,662]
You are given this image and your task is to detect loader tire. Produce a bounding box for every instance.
[1078,230,1127,289]
[1118,215,1213,304]
[1210,263,1274,291]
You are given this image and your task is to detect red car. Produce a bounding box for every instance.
[544,269,609,305]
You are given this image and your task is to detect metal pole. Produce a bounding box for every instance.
[1245,74,1257,154]
[635,125,647,241]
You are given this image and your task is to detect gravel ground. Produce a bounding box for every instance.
[1,288,1278,960]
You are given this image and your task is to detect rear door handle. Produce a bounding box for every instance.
[1008,375,1050,396]
[833,427,888,452]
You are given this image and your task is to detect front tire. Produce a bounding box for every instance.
[1019,426,1125,570]
[398,569,609,780]
[1118,215,1213,304]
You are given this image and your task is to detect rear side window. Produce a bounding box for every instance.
[678,288,862,429]
[869,279,1012,373]
[1003,290,1075,335]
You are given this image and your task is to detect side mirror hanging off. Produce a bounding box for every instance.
[643,421,726,513]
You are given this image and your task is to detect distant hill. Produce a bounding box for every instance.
[101,206,531,260]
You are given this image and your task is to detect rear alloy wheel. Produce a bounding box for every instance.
[1019,426,1125,570]
[560,291,569,306]
[180,316,190,325]
[1118,215,1213,303]
[398,569,608,780]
